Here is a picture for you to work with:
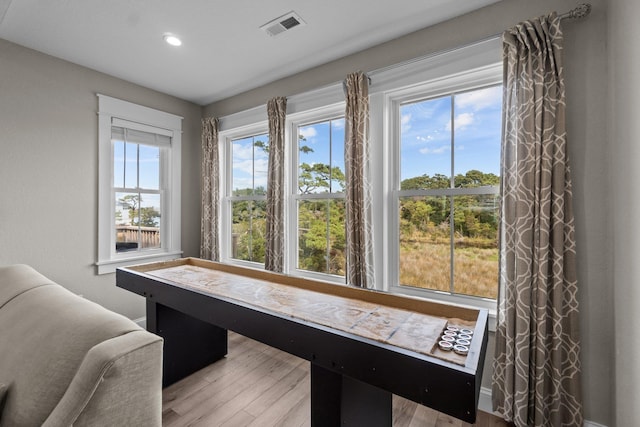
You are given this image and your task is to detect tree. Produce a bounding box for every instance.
[118,194,160,227]
[119,195,140,226]
[298,163,346,194]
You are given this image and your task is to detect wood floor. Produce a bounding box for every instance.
[162,332,509,427]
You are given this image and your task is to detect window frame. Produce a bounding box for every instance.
[287,103,347,284]
[375,48,502,311]
[96,94,182,274]
[219,121,270,269]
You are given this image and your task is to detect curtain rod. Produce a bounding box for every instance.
[365,3,592,86]
[559,3,592,21]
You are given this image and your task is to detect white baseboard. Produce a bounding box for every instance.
[478,387,607,427]
[133,316,146,329]
[479,386,494,414]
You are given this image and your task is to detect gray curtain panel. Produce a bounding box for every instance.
[200,117,220,261]
[265,97,287,272]
[344,72,374,289]
[492,13,583,427]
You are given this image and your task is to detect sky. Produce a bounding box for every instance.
[231,84,502,194]
[401,85,502,180]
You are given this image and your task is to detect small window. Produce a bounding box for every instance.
[113,127,166,253]
[97,95,182,274]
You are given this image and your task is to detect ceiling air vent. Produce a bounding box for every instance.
[261,11,306,37]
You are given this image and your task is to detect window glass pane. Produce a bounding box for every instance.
[399,196,450,292]
[124,142,138,189]
[452,194,499,298]
[138,144,160,190]
[400,96,452,186]
[114,192,161,252]
[297,199,345,276]
[253,134,269,196]
[115,191,137,252]
[331,119,346,193]
[453,86,502,186]
[232,134,269,196]
[231,200,266,263]
[113,140,125,188]
[298,119,345,195]
[299,122,331,194]
[139,193,161,249]
[232,136,254,196]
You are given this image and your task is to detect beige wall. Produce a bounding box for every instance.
[204,0,612,424]
[0,38,202,320]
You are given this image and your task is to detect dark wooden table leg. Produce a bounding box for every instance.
[147,300,228,387]
[311,363,392,427]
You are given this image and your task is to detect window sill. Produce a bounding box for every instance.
[389,285,497,332]
[96,250,182,275]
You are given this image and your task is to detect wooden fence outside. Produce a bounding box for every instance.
[116,225,160,249]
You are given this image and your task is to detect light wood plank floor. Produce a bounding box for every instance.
[162,332,510,427]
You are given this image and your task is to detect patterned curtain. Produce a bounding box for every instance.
[200,117,220,260]
[492,13,583,427]
[264,97,287,272]
[344,72,374,289]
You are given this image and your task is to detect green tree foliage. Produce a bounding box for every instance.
[400,170,499,243]
[232,200,266,263]
[297,200,346,275]
[298,163,345,194]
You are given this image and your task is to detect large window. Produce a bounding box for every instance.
[97,95,182,274]
[395,85,501,300]
[294,116,346,278]
[218,38,502,309]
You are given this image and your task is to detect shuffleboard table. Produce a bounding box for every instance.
[116,257,488,425]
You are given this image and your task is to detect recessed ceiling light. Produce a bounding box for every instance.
[163,34,182,47]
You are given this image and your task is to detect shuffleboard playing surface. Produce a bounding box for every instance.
[146,263,473,365]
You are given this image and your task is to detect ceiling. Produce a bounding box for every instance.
[0,0,500,106]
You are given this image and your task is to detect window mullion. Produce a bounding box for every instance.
[449,95,455,294]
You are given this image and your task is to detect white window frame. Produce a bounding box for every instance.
[96,94,182,274]
[368,37,502,312]
[219,121,269,269]
[287,103,347,284]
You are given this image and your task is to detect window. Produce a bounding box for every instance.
[97,95,182,274]
[293,115,346,279]
[218,38,502,309]
[113,127,165,253]
[394,85,501,300]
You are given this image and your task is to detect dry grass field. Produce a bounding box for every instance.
[400,236,498,299]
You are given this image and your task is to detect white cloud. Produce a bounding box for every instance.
[456,86,502,111]
[445,112,475,131]
[332,118,345,130]
[299,125,318,141]
[419,145,450,155]
[232,142,254,160]
[401,114,412,133]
